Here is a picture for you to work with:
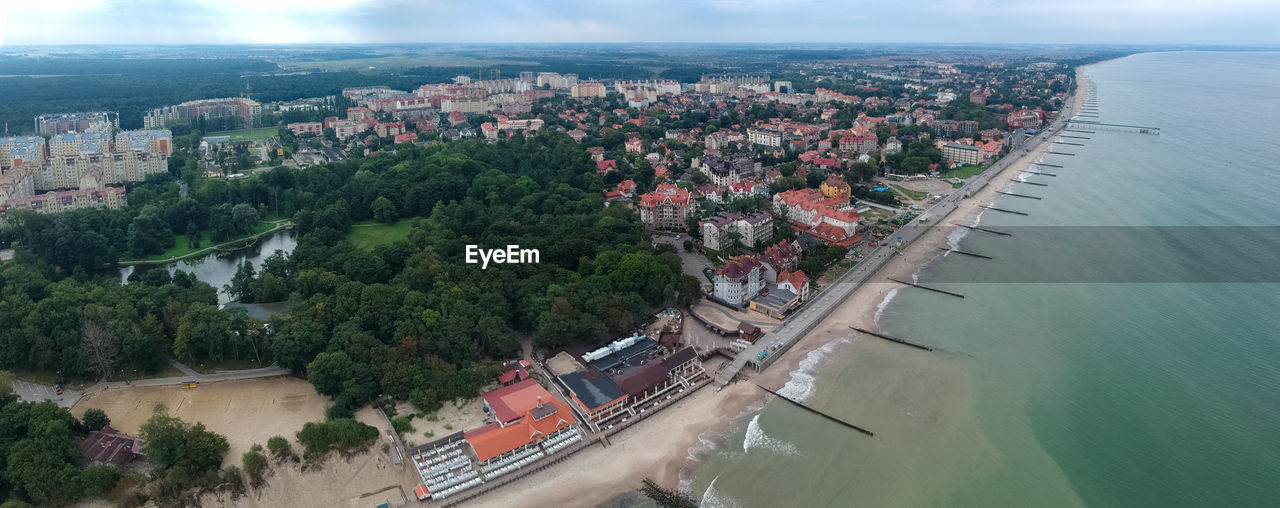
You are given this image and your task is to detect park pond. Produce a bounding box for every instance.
[118,231,298,305]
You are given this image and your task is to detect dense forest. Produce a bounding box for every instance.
[0,130,700,418]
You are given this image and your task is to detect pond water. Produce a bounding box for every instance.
[118,231,298,305]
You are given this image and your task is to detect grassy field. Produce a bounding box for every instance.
[210,126,279,142]
[142,219,283,262]
[940,163,988,180]
[187,358,274,375]
[346,219,417,249]
[890,184,928,200]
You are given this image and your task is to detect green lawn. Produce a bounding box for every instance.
[142,219,284,261]
[346,219,417,249]
[210,126,279,142]
[939,164,989,180]
[890,184,928,200]
[187,358,274,375]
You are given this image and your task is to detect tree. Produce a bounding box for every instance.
[676,275,705,308]
[231,203,260,235]
[305,351,354,397]
[80,305,119,380]
[228,260,257,303]
[371,196,398,224]
[82,408,110,431]
[139,405,229,480]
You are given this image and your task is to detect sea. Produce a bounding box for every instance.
[682,51,1280,507]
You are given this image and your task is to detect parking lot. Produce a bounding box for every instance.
[12,380,82,408]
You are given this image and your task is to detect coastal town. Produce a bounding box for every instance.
[0,44,1093,507]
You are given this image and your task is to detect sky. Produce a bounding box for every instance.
[1,0,1278,46]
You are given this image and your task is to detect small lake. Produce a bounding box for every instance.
[118,231,298,305]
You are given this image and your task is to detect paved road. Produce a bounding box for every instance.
[716,106,1074,385]
[12,380,82,408]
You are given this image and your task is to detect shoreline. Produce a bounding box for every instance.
[471,65,1092,508]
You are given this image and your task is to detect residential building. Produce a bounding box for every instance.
[713,255,767,306]
[695,154,760,187]
[34,111,118,135]
[759,240,802,282]
[537,72,580,89]
[934,120,979,139]
[820,173,851,201]
[700,211,773,251]
[143,97,261,129]
[571,83,607,98]
[839,133,878,154]
[287,122,323,136]
[777,270,810,301]
[638,183,692,230]
[884,136,903,154]
[772,188,861,246]
[942,143,984,165]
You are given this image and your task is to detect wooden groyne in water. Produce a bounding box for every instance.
[1022,171,1056,177]
[1065,129,1095,134]
[1033,162,1063,168]
[1056,141,1085,146]
[1013,180,1049,186]
[850,326,934,352]
[755,384,874,437]
[938,247,992,259]
[1061,135,1091,140]
[888,277,965,298]
[997,191,1042,200]
[1046,151,1076,156]
[955,224,1012,236]
[981,205,1029,216]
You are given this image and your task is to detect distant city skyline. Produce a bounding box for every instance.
[2,0,1278,46]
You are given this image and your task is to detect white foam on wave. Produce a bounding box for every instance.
[701,476,745,508]
[742,414,800,457]
[775,337,848,402]
[874,287,902,326]
[946,223,971,251]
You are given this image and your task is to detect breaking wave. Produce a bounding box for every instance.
[701,476,745,508]
[775,337,847,402]
[742,414,799,457]
[874,287,902,326]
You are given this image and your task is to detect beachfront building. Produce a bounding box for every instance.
[713,255,768,306]
[408,378,584,501]
[638,183,693,230]
[557,335,705,432]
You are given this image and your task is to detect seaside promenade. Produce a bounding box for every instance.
[715,98,1075,386]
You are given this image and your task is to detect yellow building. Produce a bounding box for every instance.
[820,173,851,201]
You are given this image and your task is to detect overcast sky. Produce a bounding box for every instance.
[2,0,1277,46]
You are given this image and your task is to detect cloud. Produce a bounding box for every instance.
[0,0,1277,45]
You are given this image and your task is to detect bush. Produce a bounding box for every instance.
[266,436,293,460]
[242,445,268,488]
[295,419,379,460]
[390,415,414,435]
[82,408,111,431]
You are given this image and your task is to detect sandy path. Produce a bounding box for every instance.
[471,69,1088,508]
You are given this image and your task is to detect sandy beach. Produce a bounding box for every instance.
[467,70,1089,507]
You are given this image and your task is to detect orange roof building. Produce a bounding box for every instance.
[465,379,577,463]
